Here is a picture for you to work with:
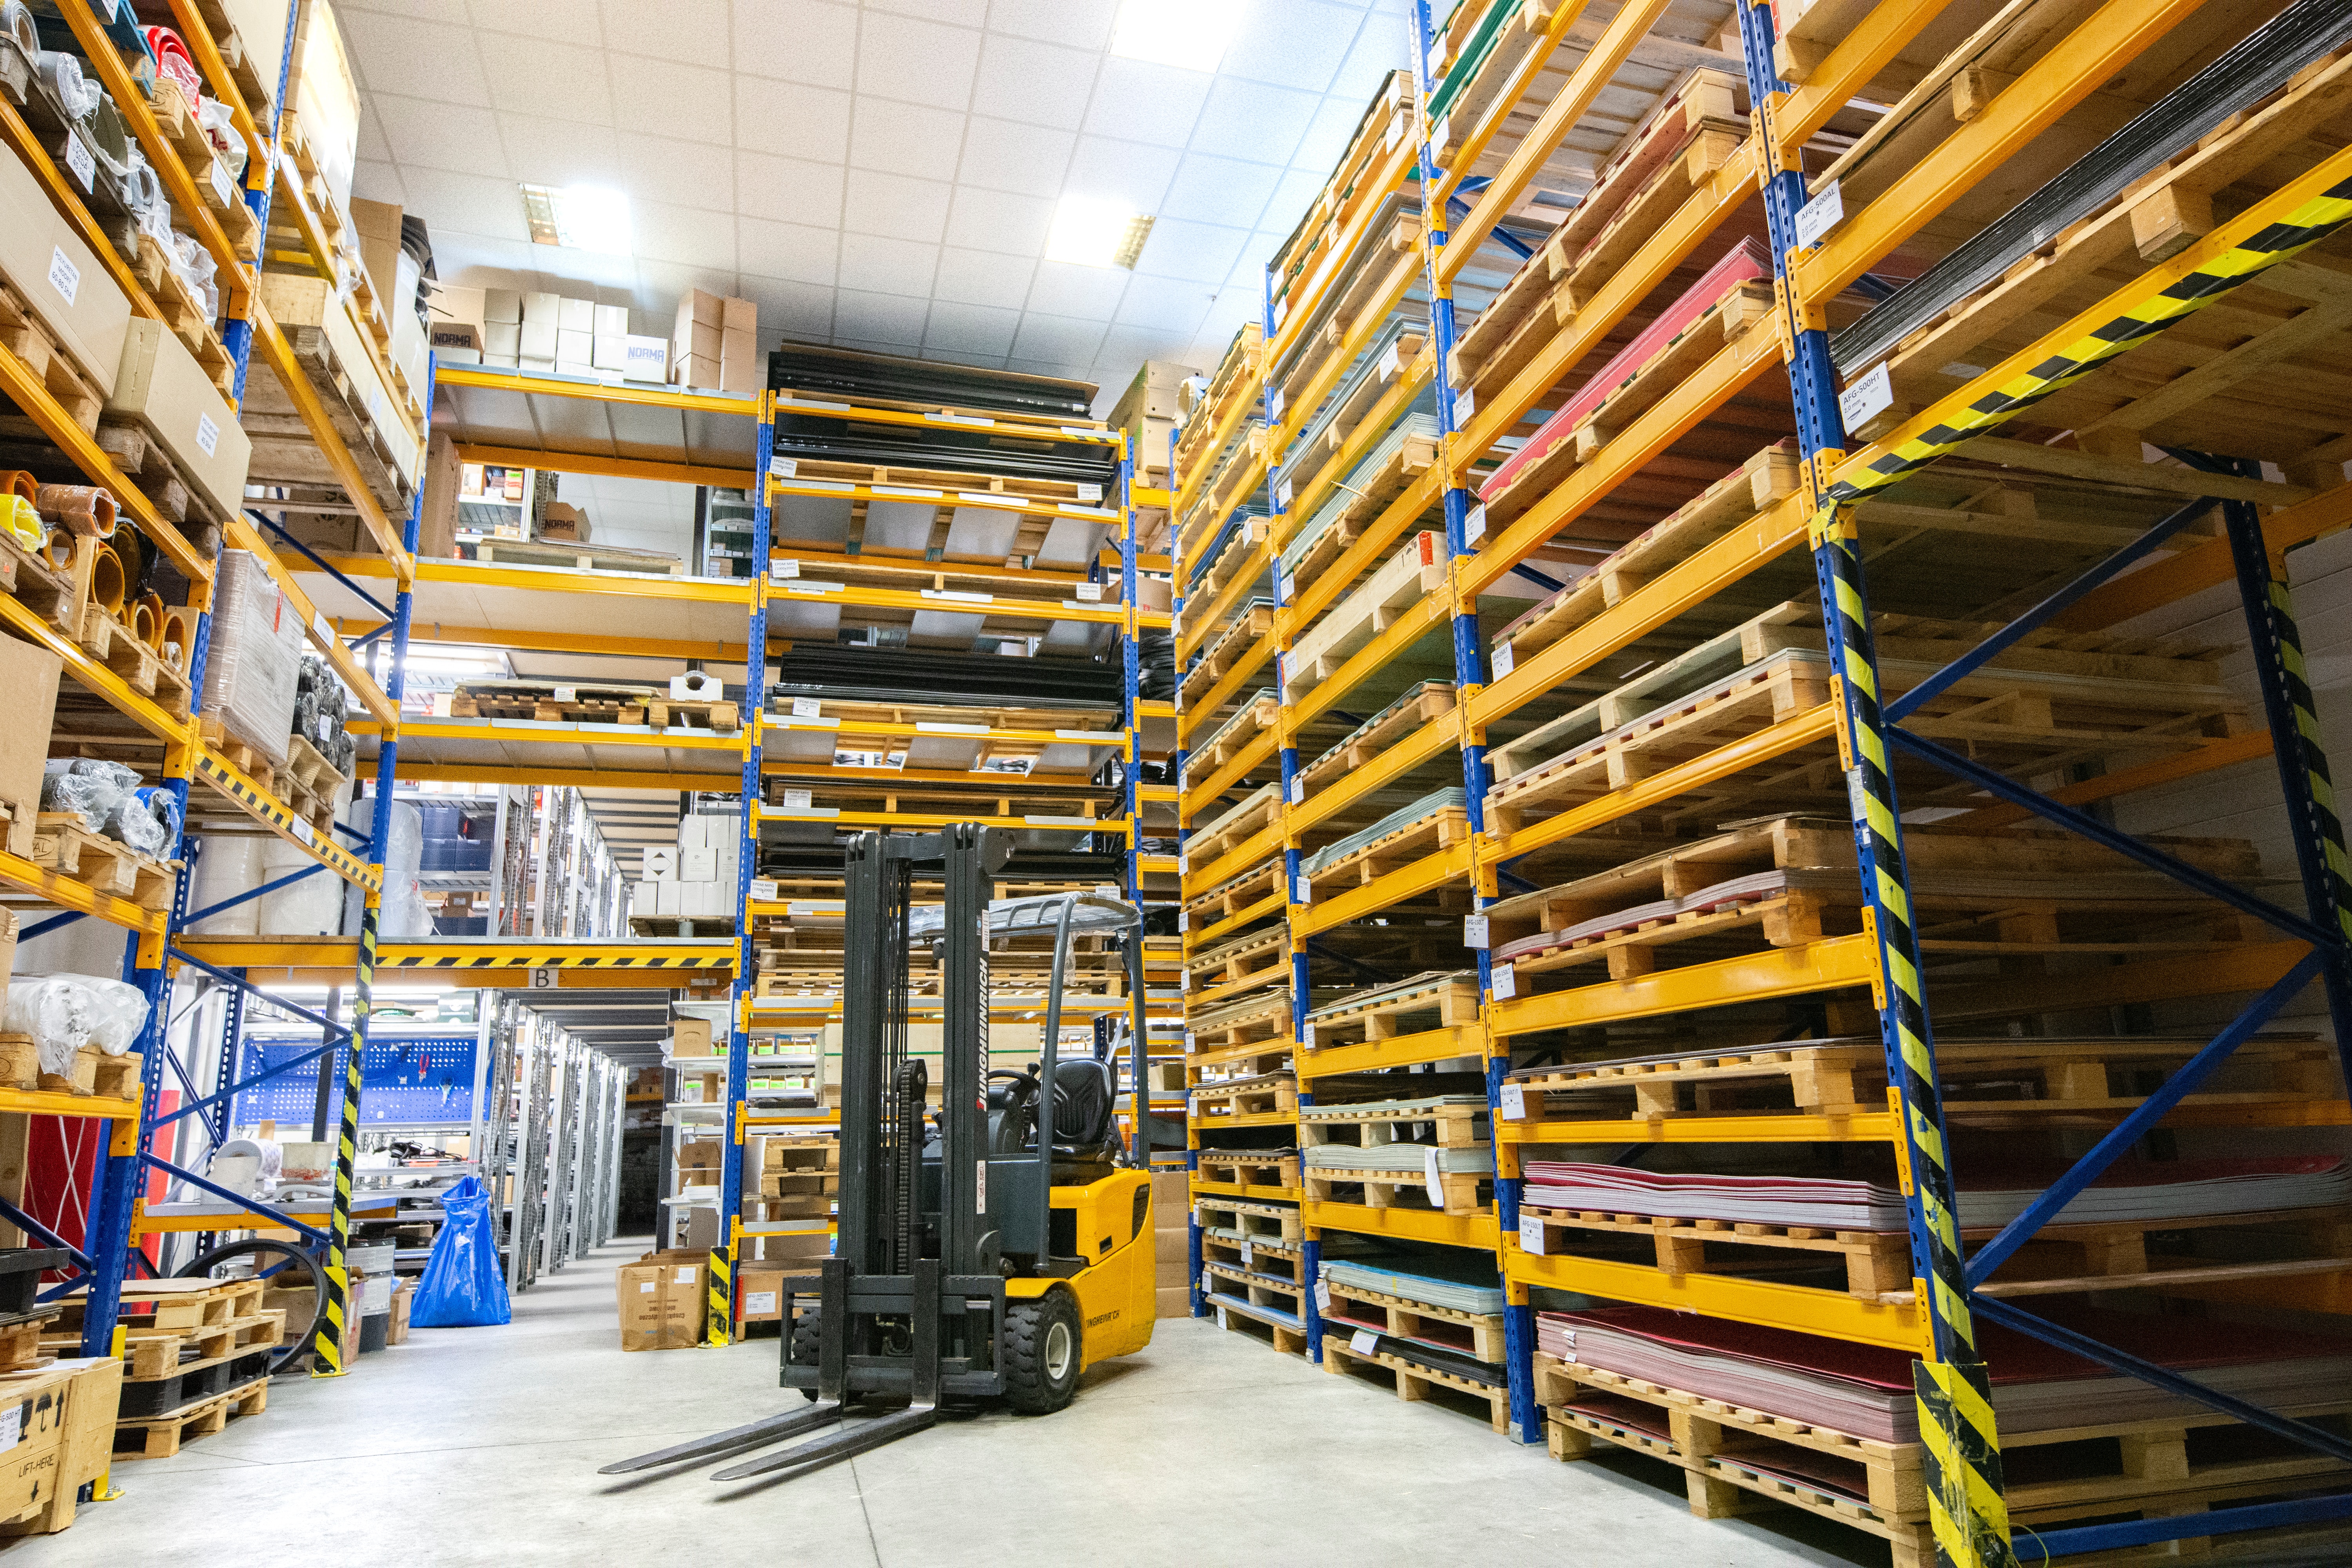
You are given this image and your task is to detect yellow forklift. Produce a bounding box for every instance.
[601,825,1156,1481]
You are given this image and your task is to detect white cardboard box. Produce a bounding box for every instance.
[594,303,628,335]
[644,847,678,881]
[681,847,717,881]
[559,297,594,332]
[521,291,560,323]
[555,327,592,363]
[623,334,667,382]
[592,334,628,370]
[654,880,681,917]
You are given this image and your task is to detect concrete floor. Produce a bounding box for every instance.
[0,1240,1896,1567]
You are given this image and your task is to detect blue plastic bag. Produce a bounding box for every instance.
[409,1176,512,1327]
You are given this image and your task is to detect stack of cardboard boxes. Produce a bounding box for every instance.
[615,1250,709,1352]
[630,809,740,925]
[1153,1169,1192,1318]
[671,289,760,394]
[1109,359,1199,489]
[426,287,669,383]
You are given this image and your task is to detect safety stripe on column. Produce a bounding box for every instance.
[1915,1357,2014,1568]
[706,1245,733,1347]
[311,907,376,1377]
[2263,579,2352,946]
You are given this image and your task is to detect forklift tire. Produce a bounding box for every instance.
[1001,1290,1080,1414]
[788,1313,823,1401]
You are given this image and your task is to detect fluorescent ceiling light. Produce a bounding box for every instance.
[1111,0,1244,72]
[521,183,633,256]
[1046,196,1156,270]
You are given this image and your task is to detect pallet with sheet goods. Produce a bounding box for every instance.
[1170,0,2352,1554]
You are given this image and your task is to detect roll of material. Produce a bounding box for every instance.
[1,496,39,550]
[187,835,261,937]
[136,590,166,649]
[0,470,33,506]
[37,483,114,537]
[34,51,98,123]
[87,543,124,615]
[0,0,36,58]
[42,528,74,572]
[161,605,197,671]
[258,835,342,936]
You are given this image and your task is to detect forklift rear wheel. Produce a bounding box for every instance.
[1002,1290,1080,1414]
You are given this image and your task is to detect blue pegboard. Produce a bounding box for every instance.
[233,1033,479,1127]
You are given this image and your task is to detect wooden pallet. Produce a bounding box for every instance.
[241,301,417,519]
[0,283,104,434]
[472,538,688,576]
[1192,1195,1305,1244]
[197,714,283,794]
[0,1313,56,1373]
[1298,682,1457,792]
[1187,1039,1293,1078]
[1201,1230,1305,1285]
[1199,1257,1305,1314]
[1278,425,1443,596]
[1190,1075,1297,1123]
[75,605,194,713]
[1179,854,1281,927]
[189,0,280,118]
[93,416,232,539]
[1185,689,1281,777]
[147,81,262,261]
[771,452,1107,508]
[1300,1098,1487,1149]
[29,816,176,911]
[441,682,741,733]
[0,531,79,633]
[1324,1336,1511,1432]
[1185,514,1272,605]
[1267,71,1413,339]
[57,1278,265,1338]
[1320,1278,1506,1364]
[1537,1354,2352,1566]
[1194,1151,1301,1193]
[1269,215,1424,443]
[1284,327,1429,510]
[1204,1294,1309,1356]
[113,1376,269,1461]
[282,733,351,799]
[1283,532,1446,699]
[1504,1035,2343,1125]
[629,916,737,938]
[1302,1165,1486,1214]
[127,235,235,397]
[1185,925,1290,987]
[1179,604,1274,700]
[78,1306,286,1385]
[1187,989,1294,1053]
[1301,805,1474,900]
[1186,782,1283,867]
[1303,971,1480,1049]
[1174,324,1265,487]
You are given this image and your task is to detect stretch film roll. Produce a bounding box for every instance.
[0,1,36,58]
[187,836,262,936]
[137,591,165,650]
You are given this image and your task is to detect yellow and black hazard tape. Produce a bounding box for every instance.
[193,753,381,891]
[376,951,733,969]
[1826,164,2352,508]
[313,907,379,1378]
[1916,1358,2014,1568]
[706,1244,733,1347]
[2255,572,2352,944]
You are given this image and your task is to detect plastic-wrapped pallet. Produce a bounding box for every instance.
[339,797,433,938]
[258,835,344,935]
[200,551,303,768]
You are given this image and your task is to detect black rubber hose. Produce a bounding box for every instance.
[178,1239,325,1374]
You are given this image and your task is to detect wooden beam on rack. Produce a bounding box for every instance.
[1490,930,1876,1036]
[454,444,755,490]
[1439,0,1676,287]
[1507,1245,1921,1351]
[0,342,212,582]
[2055,481,2352,630]
[1307,1200,1497,1252]
[1953,438,2310,505]
[0,847,168,935]
[1771,0,1956,155]
[1498,1109,1899,1143]
[249,303,414,573]
[1294,1022,1488,1079]
[1430,0,1599,211]
[1931,939,2308,1020]
[0,596,189,748]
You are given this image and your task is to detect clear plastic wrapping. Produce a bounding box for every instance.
[200,551,302,767]
[2,973,149,1078]
[341,799,431,938]
[40,758,140,833]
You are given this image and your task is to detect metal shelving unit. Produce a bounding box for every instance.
[1176,1,2352,1560]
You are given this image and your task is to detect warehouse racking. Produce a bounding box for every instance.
[1177,0,2352,1560]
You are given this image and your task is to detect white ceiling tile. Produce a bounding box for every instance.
[1332,20,1411,102]
[734,0,858,90]
[851,100,967,181]
[1223,0,1368,93]
[834,290,931,345]
[1132,218,1248,285]
[854,13,983,111]
[1061,137,1179,214]
[399,168,536,242]
[869,0,989,22]
[343,0,472,21]
[738,218,840,286]
[735,80,851,162]
[617,59,734,145]
[352,160,409,205]
[1188,79,1319,163]
[941,186,1051,255]
[1114,274,1215,332]
[467,0,601,42]
[737,274,837,336]
[634,202,739,270]
[1224,234,1281,290]
[497,114,619,188]
[970,35,1098,132]
[614,133,735,212]
[924,301,1020,358]
[838,234,942,296]
[1097,325,1204,379]
[1024,260,1125,319]
[431,236,548,287]
[372,95,506,176]
[600,0,730,66]
[934,247,1036,309]
[1013,314,1106,363]
[736,152,846,224]
[1159,154,1280,225]
[356,103,395,165]
[843,170,954,242]
[337,13,492,106]
[633,258,746,310]
[956,117,1073,198]
[985,0,1115,49]
[482,36,615,123]
[1080,59,1208,148]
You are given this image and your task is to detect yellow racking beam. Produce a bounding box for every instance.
[1181,730,1278,822]
[1176,639,1279,749]
[190,749,382,891]
[383,763,742,792]
[174,939,734,986]
[338,621,754,663]
[0,847,168,935]
[0,596,189,748]
[0,1086,141,1120]
[439,363,755,417]
[165,0,268,172]
[1278,350,1438,546]
[770,577,1139,630]
[1794,0,2204,304]
[1771,0,1956,156]
[1188,822,1287,895]
[754,803,1123,835]
[454,444,755,490]
[1488,933,1877,1036]
[1193,890,1285,948]
[1267,135,1421,371]
[1283,592,1450,735]
[763,715,1125,750]
[247,305,413,573]
[1308,1199,1498,1252]
[0,342,211,582]
[1506,1247,1921,1351]
[1176,536,1275,663]
[1285,471,1444,633]
[1429,0,1597,212]
[773,391,1119,448]
[1264,252,1427,482]
[1439,0,1677,286]
[1499,1109,1900,1144]
[1295,1023,1488,1079]
[1294,839,1475,937]
[1288,708,1455,841]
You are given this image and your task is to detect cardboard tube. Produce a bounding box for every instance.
[87,544,124,616]
[37,485,114,538]
[138,591,167,650]
[42,528,74,572]
[162,606,197,671]
[0,470,34,506]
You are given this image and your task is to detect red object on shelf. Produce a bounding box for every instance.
[143,27,203,102]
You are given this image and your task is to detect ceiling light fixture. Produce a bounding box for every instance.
[520,183,633,256]
[1045,195,1156,270]
[1110,0,1245,72]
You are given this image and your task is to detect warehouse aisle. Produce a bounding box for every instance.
[11,1239,1880,1567]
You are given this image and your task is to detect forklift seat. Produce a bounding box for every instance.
[988,1059,1119,1167]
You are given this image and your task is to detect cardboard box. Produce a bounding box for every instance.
[0,637,61,857]
[1109,359,1197,427]
[428,283,486,332]
[671,352,719,391]
[387,1282,413,1345]
[1149,1169,1189,1222]
[622,334,668,382]
[0,1366,71,1524]
[1155,1285,1192,1319]
[1154,1226,1189,1269]
[555,328,592,364]
[757,1231,831,1263]
[736,1265,786,1323]
[107,318,251,519]
[484,288,523,324]
[674,316,721,365]
[0,142,131,395]
[591,333,628,371]
[350,196,403,311]
[673,1016,715,1056]
[680,847,717,882]
[558,297,594,332]
[292,0,359,214]
[721,295,757,334]
[521,292,561,324]
[518,318,557,358]
[429,319,483,354]
[594,303,629,336]
[719,336,760,394]
[483,321,521,355]
[677,287,724,328]
[616,1252,705,1351]
[676,1140,722,1174]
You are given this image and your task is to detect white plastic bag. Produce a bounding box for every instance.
[2,974,150,1078]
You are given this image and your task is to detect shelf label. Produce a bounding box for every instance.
[1462,913,1489,949]
[552,685,577,702]
[1465,502,1487,545]
[1519,1212,1546,1255]
[311,611,335,649]
[210,158,234,208]
[1794,180,1844,250]
[1292,876,1310,905]
[47,246,79,306]
[1301,1022,1316,1049]
[1500,1081,1526,1121]
[748,877,778,902]
[195,412,220,457]
[772,558,800,579]
[1274,477,1293,511]
[1451,388,1474,426]
[1178,911,1188,932]
[530,966,559,989]
[1275,568,1292,604]
[1177,853,1188,875]
[1240,1240,1254,1269]
[290,816,315,846]
[1179,967,1190,991]
[63,135,93,193]
[791,696,821,719]
[1314,1279,1331,1312]
[1430,114,1451,156]
[1076,483,1102,503]
[1216,1305,1229,1329]
[1075,580,1103,601]
[1287,774,1303,805]
[1490,639,1514,678]
[768,457,797,479]
[1350,1328,1379,1356]
[1492,962,1515,1000]
[1267,385,1285,422]
[782,788,813,810]
[1838,361,1894,433]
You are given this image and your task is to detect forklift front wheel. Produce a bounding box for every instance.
[788,1312,823,1401]
[1002,1289,1081,1414]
